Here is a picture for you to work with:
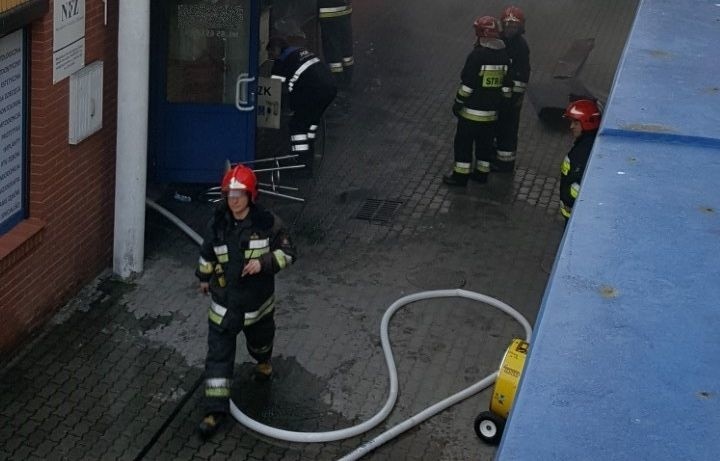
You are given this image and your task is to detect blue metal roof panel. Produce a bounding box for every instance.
[497,136,720,460]
[600,0,720,144]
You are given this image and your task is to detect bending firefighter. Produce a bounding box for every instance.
[559,99,601,221]
[195,164,296,438]
[444,16,511,187]
[268,37,337,175]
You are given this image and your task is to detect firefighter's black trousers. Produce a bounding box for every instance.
[320,15,354,85]
[496,94,524,162]
[204,312,275,415]
[288,87,337,166]
[454,118,497,171]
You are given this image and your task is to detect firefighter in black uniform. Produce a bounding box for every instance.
[318,0,354,88]
[444,16,512,187]
[267,37,337,174]
[495,5,531,173]
[559,99,601,221]
[195,164,296,438]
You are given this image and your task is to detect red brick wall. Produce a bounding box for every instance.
[0,1,119,356]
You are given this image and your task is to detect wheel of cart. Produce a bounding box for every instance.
[474,410,505,445]
[474,338,529,445]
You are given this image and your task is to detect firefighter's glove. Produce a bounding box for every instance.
[452,102,463,118]
[199,282,210,294]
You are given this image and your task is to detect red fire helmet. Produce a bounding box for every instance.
[221,164,258,202]
[564,99,602,132]
[501,6,526,28]
[474,16,501,39]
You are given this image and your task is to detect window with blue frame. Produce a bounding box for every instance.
[0,28,27,235]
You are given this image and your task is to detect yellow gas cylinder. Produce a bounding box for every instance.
[490,338,529,418]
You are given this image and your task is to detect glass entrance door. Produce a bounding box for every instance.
[151,0,259,183]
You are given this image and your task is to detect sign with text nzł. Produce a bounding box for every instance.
[53,0,86,84]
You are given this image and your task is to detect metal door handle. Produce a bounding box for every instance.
[235,73,256,112]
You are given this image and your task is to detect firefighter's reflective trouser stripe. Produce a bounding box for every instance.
[497,150,516,162]
[205,378,231,398]
[288,86,337,163]
[453,161,471,174]
[307,124,318,141]
[303,124,319,162]
[291,126,319,159]
[497,92,525,160]
[319,7,353,85]
[204,312,276,415]
[291,134,309,154]
[476,160,491,174]
[454,117,497,171]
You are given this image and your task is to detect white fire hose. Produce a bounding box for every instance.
[147,198,532,460]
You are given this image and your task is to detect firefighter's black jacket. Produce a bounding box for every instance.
[454,39,512,121]
[196,203,296,326]
[503,34,531,87]
[270,46,335,94]
[560,131,598,214]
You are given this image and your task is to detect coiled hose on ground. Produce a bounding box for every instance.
[146,198,532,460]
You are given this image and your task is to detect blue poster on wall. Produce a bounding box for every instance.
[0,29,26,235]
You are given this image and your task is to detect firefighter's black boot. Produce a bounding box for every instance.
[491,160,515,173]
[442,171,469,187]
[197,413,226,440]
[470,170,489,184]
[253,361,273,382]
[292,150,314,178]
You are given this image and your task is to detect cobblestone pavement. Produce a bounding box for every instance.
[0,1,637,460]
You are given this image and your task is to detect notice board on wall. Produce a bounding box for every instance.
[0,29,25,234]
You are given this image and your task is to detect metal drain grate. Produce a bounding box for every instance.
[355,199,403,224]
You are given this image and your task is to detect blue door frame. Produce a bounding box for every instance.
[149,0,260,184]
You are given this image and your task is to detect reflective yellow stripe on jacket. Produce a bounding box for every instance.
[208,300,227,326]
[560,202,572,218]
[273,249,293,269]
[512,80,527,93]
[245,237,270,260]
[570,182,581,199]
[319,6,352,18]
[198,257,213,275]
[208,296,275,327]
[213,245,229,263]
[459,108,498,122]
[561,156,570,176]
[244,296,275,326]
